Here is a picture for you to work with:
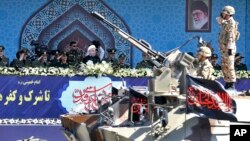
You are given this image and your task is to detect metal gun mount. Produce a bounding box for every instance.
[91,11,165,68]
[92,11,197,93]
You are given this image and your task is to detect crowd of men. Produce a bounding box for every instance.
[0,40,247,71]
[0,40,133,69]
[0,5,247,91]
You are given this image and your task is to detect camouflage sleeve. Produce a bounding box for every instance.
[201,65,214,80]
[224,20,235,42]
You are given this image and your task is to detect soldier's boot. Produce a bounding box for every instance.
[226,82,235,90]
[224,83,230,89]
[228,82,235,89]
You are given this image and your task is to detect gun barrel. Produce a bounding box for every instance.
[91,12,166,64]
[91,11,105,21]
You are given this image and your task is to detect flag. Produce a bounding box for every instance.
[128,88,148,122]
[186,75,237,121]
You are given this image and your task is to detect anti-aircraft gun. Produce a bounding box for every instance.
[91,12,202,130]
[91,12,167,68]
[91,11,198,93]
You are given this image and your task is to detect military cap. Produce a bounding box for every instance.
[107,48,117,53]
[51,50,61,55]
[187,52,194,57]
[19,48,28,54]
[0,45,5,51]
[199,46,211,57]
[30,40,40,46]
[222,6,235,15]
[211,53,218,59]
[235,53,244,60]
[119,53,126,59]
[61,52,68,57]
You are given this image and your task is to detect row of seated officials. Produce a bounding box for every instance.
[0,40,247,71]
[0,41,155,69]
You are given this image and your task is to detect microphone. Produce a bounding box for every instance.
[91,11,105,21]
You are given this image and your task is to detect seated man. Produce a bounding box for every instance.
[196,46,214,80]
[82,45,101,64]
[57,53,69,68]
[10,48,32,68]
[0,45,9,67]
[103,48,118,66]
[66,41,83,67]
[114,53,130,69]
[49,50,61,67]
[136,52,154,69]
[32,50,50,67]
[210,53,221,70]
[91,40,105,60]
[235,53,247,71]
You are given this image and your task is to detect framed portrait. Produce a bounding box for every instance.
[186,0,211,32]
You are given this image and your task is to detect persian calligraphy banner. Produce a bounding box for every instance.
[186,75,237,121]
[0,75,149,118]
[128,88,148,122]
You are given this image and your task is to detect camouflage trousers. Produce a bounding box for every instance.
[219,44,236,82]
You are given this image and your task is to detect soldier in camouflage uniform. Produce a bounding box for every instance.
[103,48,118,66]
[0,45,9,67]
[136,52,154,69]
[66,41,83,67]
[114,53,130,69]
[49,50,61,67]
[196,46,214,80]
[56,52,69,68]
[10,48,32,68]
[217,6,238,89]
[32,50,50,67]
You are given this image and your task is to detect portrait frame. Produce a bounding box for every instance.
[186,0,211,32]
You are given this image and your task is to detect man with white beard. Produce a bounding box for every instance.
[190,0,209,30]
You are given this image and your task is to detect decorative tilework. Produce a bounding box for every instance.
[0,0,249,68]
[104,0,247,67]
[0,118,61,125]
[20,0,132,64]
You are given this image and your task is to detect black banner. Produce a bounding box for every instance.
[186,75,237,121]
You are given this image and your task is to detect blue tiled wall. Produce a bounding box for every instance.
[0,0,47,60]
[104,0,248,67]
[0,0,248,68]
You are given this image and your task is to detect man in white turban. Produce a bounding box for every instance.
[82,45,101,64]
